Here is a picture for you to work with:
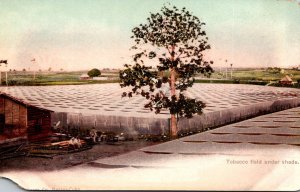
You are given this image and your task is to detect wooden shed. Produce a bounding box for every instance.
[0,93,53,147]
[279,75,293,85]
[79,74,90,80]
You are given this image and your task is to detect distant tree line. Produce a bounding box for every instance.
[266,67,281,74]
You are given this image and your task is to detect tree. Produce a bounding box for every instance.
[119,5,213,138]
[267,67,281,74]
[88,68,101,77]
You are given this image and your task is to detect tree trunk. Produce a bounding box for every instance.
[170,46,177,138]
[170,69,177,138]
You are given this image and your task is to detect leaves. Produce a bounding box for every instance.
[144,93,205,118]
[87,68,101,77]
[131,6,211,47]
[148,51,157,59]
[120,4,214,120]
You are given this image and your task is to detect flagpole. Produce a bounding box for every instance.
[31,58,36,80]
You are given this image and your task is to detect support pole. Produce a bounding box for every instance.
[5,71,8,86]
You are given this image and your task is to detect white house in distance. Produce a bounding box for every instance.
[79,74,117,81]
[93,77,119,80]
[92,77,108,80]
[79,74,90,80]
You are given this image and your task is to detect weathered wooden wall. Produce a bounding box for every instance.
[0,95,52,145]
[0,97,27,144]
[27,107,51,141]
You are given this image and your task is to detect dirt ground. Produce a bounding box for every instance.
[0,141,159,172]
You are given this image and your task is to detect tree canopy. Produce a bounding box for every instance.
[88,68,101,77]
[119,5,213,136]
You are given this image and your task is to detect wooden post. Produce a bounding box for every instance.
[5,71,8,86]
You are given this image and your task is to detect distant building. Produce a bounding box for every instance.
[79,74,90,80]
[279,75,293,85]
[92,76,119,80]
[0,93,52,148]
[92,77,108,80]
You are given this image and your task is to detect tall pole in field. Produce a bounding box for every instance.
[225,59,228,79]
[230,63,233,79]
[31,58,36,80]
[0,60,8,85]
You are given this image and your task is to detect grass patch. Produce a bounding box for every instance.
[3,71,119,86]
[2,69,300,86]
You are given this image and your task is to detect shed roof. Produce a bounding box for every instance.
[280,75,293,82]
[0,92,53,112]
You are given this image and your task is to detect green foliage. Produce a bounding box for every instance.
[88,68,101,77]
[266,67,281,74]
[120,5,213,119]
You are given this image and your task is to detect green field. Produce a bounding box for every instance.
[196,68,300,87]
[210,69,300,81]
[1,71,119,86]
[1,68,300,87]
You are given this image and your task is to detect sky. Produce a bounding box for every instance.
[0,0,299,71]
